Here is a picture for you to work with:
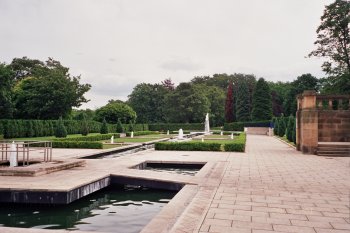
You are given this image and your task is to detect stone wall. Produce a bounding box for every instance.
[318,110,350,142]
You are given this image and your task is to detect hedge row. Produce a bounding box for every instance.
[52,141,103,149]
[223,121,272,131]
[155,142,222,151]
[0,119,149,139]
[149,123,204,131]
[125,131,159,136]
[155,133,247,152]
[223,133,246,152]
[212,131,241,135]
[54,133,120,142]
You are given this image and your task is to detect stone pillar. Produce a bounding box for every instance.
[296,91,318,154]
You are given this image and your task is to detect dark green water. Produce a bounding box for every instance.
[0,186,176,233]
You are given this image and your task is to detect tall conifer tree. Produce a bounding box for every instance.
[225,82,234,122]
[251,78,273,121]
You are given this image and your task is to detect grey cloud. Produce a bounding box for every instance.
[160,59,200,72]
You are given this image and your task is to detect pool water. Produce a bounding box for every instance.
[144,163,203,176]
[0,186,176,233]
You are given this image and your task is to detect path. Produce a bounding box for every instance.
[196,135,350,233]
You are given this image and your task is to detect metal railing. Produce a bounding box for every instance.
[0,141,52,166]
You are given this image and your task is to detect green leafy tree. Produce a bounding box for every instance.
[100,118,108,134]
[251,78,273,121]
[128,83,168,123]
[95,101,136,124]
[284,74,319,116]
[236,80,251,122]
[0,63,14,119]
[309,0,350,75]
[55,117,67,138]
[12,58,91,119]
[116,119,124,133]
[164,83,210,123]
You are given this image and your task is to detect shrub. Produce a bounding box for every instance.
[224,121,271,131]
[52,141,103,149]
[81,117,89,136]
[212,131,240,135]
[286,116,294,142]
[273,117,279,135]
[55,133,120,142]
[149,123,204,131]
[128,120,134,132]
[100,118,108,134]
[223,133,246,152]
[155,142,221,151]
[55,117,67,138]
[116,119,124,133]
[277,117,287,137]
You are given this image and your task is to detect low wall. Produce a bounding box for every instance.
[245,127,271,135]
[318,110,350,142]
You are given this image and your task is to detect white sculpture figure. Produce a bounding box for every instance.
[131,132,134,138]
[201,138,204,142]
[204,113,210,134]
[111,136,114,144]
[167,130,169,135]
[220,131,223,136]
[10,142,17,167]
[178,129,183,139]
[230,133,234,139]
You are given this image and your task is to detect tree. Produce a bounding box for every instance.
[277,117,287,137]
[116,119,124,133]
[128,120,134,132]
[0,63,14,119]
[12,58,91,119]
[286,116,295,142]
[95,101,136,124]
[100,118,108,134]
[308,0,350,75]
[225,82,235,123]
[273,117,279,135]
[164,83,210,123]
[251,78,273,121]
[236,80,251,122]
[284,74,319,116]
[55,117,67,138]
[161,78,175,91]
[128,83,168,123]
[81,116,89,136]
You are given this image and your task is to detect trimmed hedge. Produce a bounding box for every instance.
[155,142,221,151]
[0,119,149,139]
[223,133,246,152]
[54,133,120,142]
[52,141,103,149]
[125,131,159,136]
[149,123,204,131]
[212,131,240,135]
[223,121,272,131]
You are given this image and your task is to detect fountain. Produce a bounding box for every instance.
[230,133,234,139]
[130,132,134,138]
[167,130,169,135]
[10,142,17,167]
[201,138,204,142]
[220,131,223,136]
[110,136,114,144]
[178,129,183,139]
[204,113,210,135]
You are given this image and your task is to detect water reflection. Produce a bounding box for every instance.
[0,186,176,233]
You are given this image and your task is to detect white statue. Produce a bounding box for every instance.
[201,138,204,142]
[167,130,169,135]
[178,129,183,139]
[204,113,210,134]
[220,131,223,136]
[111,136,114,144]
[131,131,134,138]
[230,133,233,139]
[10,142,17,167]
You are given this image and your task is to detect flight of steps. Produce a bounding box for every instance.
[317,143,350,157]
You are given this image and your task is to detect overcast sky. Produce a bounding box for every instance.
[0,0,333,109]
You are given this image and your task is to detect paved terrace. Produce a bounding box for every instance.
[0,135,349,233]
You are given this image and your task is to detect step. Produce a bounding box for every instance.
[317,153,349,157]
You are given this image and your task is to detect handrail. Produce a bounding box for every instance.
[0,141,52,166]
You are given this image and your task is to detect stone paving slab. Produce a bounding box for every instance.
[0,135,349,233]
